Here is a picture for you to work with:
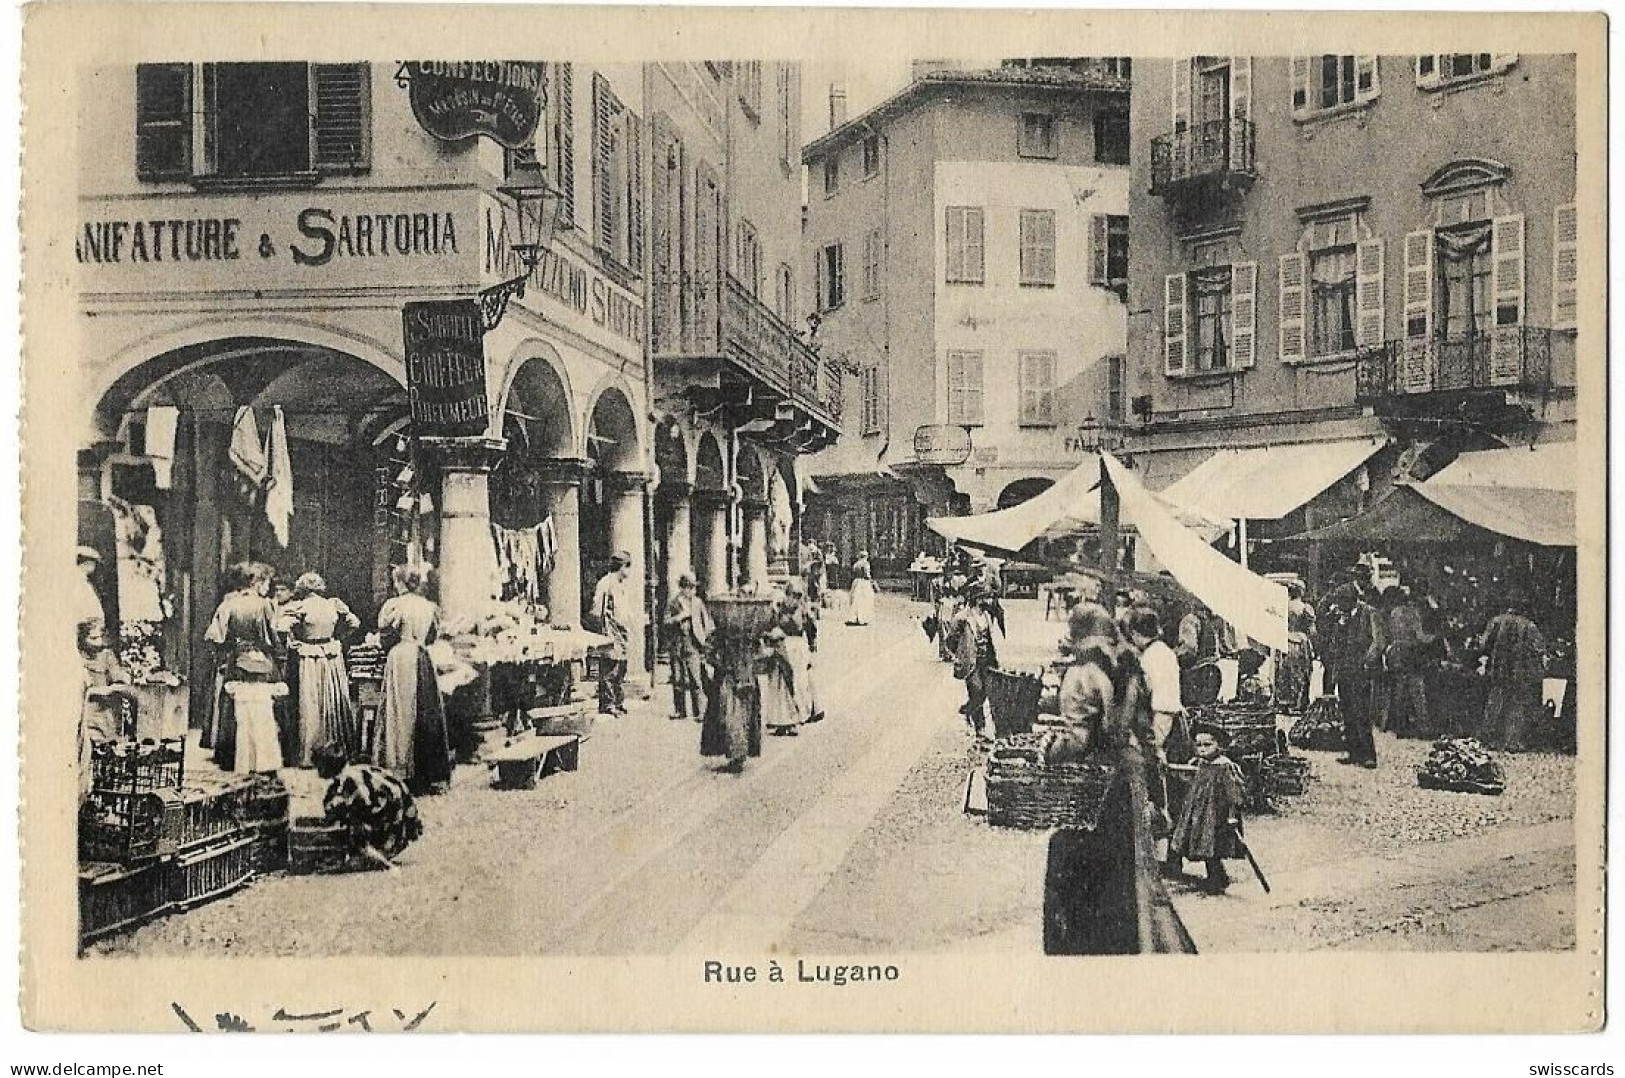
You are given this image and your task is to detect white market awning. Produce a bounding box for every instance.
[1160,437,1387,522]
[1104,452,1289,651]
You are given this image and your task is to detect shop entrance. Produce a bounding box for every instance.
[85,337,410,728]
[580,385,642,624]
[489,354,576,617]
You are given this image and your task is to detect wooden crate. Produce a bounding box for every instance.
[287,817,349,875]
[163,833,256,909]
[79,860,169,945]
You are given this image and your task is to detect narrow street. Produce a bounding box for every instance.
[91,596,1575,958]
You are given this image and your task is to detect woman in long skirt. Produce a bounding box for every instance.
[847,551,876,626]
[374,564,453,792]
[284,572,361,765]
[203,562,284,773]
[1275,582,1316,713]
[760,585,816,735]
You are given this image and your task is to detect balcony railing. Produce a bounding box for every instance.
[719,273,843,428]
[1149,118,1257,196]
[1355,327,1554,403]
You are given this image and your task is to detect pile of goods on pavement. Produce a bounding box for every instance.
[1288,696,1345,752]
[79,738,289,947]
[983,732,1119,832]
[1416,737,1507,795]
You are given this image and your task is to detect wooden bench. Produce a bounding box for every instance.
[485,734,582,790]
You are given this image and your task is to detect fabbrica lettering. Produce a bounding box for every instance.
[292,208,459,267]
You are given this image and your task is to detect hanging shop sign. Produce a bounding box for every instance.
[403,299,490,437]
[914,425,973,466]
[403,61,546,149]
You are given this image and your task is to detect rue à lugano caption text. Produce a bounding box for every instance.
[703,960,901,986]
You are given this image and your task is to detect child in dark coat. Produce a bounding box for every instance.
[1167,724,1247,893]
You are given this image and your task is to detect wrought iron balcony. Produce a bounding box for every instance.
[650,270,843,445]
[1355,327,1554,404]
[1149,118,1257,197]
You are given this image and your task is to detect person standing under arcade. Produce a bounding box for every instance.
[592,551,635,716]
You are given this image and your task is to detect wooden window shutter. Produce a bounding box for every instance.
[1090,215,1109,285]
[1552,201,1579,331]
[1289,56,1310,114]
[311,63,370,174]
[1164,272,1188,375]
[1277,253,1306,363]
[967,352,984,424]
[554,62,574,226]
[814,249,825,313]
[1355,238,1386,348]
[1403,229,1435,341]
[1228,57,1252,122]
[1231,261,1257,368]
[135,63,193,180]
[967,208,985,282]
[1491,213,1525,327]
[650,117,675,350]
[946,352,963,423]
[1354,55,1379,102]
[625,110,644,272]
[694,164,719,351]
[944,208,962,281]
[1171,56,1190,131]
[592,71,616,251]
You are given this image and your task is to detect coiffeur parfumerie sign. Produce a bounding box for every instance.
[404,61,546,149]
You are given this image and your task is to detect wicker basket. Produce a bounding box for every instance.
[163,833,256,909]
[79,860,169,946]
[1262,754,1313,797]
[985,747,1119,832]
[986,668,1041,740]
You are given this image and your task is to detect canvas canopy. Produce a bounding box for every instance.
[1159,437,1387,522]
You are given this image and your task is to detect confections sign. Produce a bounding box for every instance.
[404,61,546,149]
[402,299,490,437]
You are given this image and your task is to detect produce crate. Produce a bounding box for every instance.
[986,668,1042,740]
[249,820,290,873]
[287,817,350,875]
[1262,754,1313,797]
[163,833,256,909]
[79,787,184,864]
[79,860,169,945]
[90,736,185,793]
[171,778,254,851]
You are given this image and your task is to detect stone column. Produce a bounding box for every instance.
[693,489,731,597]
[605,470,650,685]
[662,480,695,595]
[534,457,587,626]
[741,496,770,590]
[420,436,506,627]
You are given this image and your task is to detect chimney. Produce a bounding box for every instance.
[828,82,847,129]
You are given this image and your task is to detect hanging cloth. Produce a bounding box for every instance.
[144,406,180,490]
[538,516,558,577]
[264,405,295,548]
[228,406,267,486]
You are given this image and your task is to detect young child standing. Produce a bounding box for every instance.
[1167,724,1248,893]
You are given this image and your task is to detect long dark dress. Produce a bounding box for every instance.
[375,593,453,789]
[202,590,283,772]
[1479,611,1547,751]
[700,642,762,764]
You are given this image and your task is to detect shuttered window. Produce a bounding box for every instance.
[863,226,883,300]
[1403,229,1436,342]
[1552,201,1578,331]
[1019,209,1057,286]
[1290,56,1379,114]
[860,366,882,434]
[946,351,984,425]
[945,206,985,284]
[1491,214,1525,327]
[1355,238,1386,348]
[135,63,192,179]
[553,63,575,226]
[1164,272,1188,375]
[1416,54,1517,89]
[1018,351,1058,426]
[1230,261,1257,368]
[1090,214,1129,292]
[311,63,370,173]
[815,242,845,311]
[591,71,640,270]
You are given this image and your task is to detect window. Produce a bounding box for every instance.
[1416,54,1517,89]
[1191,268,1234,371]
[823,156,840,197]
[507,63,574,227]
[1019,209,1057,286]
[1404,203,1524,349]
[944,206,985,284]
[1104,57,1132,80]
[1164,262,1257,375]
[1094,109,1129,165]
[1106,354,1126,422]
[862,134,881,179]
[1018,351,1058,426]
[776,263,795,324]
[777,65,796,168]
[1090,214,1129,294]
[738,61,762,121]
[135,62,372,182]
[1552,202,1578,331]
[946,351,984,425]
[862,227,883,301]
[736,219,762,297]
[592,72,642,270]
[1291,56,1378,114]
[860,366,882,435]
[815,243,845,311]
[1018,112,1057,158]
[1310,246,1358,355]
[1436,225,1494,339]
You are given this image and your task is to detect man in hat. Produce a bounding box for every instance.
[1322,563,1381,768]
[947,579,1001,739]
[1167,723,1248,893]
[662,572,713,722]
[593,551,636,715]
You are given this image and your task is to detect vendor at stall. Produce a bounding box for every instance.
[283,572,361,765]
[374,563,453,793]
[203,561,285,774]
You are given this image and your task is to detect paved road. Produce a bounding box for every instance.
[93,596,1575,957]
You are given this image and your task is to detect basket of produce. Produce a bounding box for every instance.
[986,668,1042,739]
[1190,704,1281,758]
[1287,696,1344,752]
[1261,753,1313,797]
[90,736,186,793]
[985,734,1119,832]
[1416,737,1506,795]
